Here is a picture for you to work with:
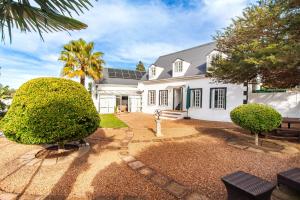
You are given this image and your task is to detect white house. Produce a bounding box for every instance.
[93,42,300,121]
[92,68,145,114]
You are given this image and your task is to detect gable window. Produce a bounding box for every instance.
[175,61,183,72]
[159,90,168,106]
[151,67,156,76]
[190,89,202,108]
[210,88,227,109]
[148,90,156,105]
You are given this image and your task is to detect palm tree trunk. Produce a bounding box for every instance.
[80,75,85,86]
[80,65,85,86]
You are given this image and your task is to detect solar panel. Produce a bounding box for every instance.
[107,68,146,80]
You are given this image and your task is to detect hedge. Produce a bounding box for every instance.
[0,78,99,144]
[230,103,282,134]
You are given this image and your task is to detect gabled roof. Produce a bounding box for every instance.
[142,42,216,80]
[96,68,146,85]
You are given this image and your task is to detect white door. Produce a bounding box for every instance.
[128,96,142,112]
[99,95,116,114]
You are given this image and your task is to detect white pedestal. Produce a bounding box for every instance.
[155,119,162,137]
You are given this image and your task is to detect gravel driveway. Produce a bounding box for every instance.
[0,113,299,199]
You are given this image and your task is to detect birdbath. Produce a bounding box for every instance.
[154,109,163,137]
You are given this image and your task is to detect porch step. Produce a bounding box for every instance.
[160,110,187,120]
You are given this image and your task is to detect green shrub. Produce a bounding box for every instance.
[231,103,282,134]
[0,78,99,144]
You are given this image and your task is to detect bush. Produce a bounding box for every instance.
[231,103,282,134]
[0,78,99,144]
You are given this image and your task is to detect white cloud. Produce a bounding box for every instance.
[1,0,253,88]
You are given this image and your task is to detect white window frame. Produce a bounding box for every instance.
[159,90,168,106]
[190,88,202,108]
[151,67,156,76]
[174,61,183,72]
[210,88,226,109]
[148,90,156,105]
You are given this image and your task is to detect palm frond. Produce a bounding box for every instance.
[0,0,94,42]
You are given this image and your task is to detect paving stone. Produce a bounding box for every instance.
[0,193,17,200]
[228,142,248,150]
[119,151,129,156]
[128,161,145,170]
[120,141,129,147]
[127,132,134,137]
[281,147,299,154]
[165,181,188,198]
[269,151,282,156]
[121,155,136,163]
[150,174,170,187]
[247,147,264,153]
[138,167,155,177]
[185,192,209,200]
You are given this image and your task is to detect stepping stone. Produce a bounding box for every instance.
[121,140,129,146]
[121,155,136,163]
[228,143,248,150]
[128,161,145,170]
[151,174,170,187]
[120,151,129,156]
[165,181,188,198]
[0,193,17,200]
[139,167,155,177]
[185,192,209,200]
[247,147,264,153]
[282,147,299,154]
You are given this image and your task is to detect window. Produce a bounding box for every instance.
[151,67,156,76]
[148,90,156,105]
[159,90,168,106]
[175,61,183,72]
[190,89,202,108]
[210,88,226,109]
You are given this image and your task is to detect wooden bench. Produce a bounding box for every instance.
[277,168,300,193]
[221,171,276,200]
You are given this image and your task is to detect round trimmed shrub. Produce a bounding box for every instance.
[230,103,282,134]
[0,78,99,144]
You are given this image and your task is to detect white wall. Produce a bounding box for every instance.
[249,91,300,118]
[139,77,244,122]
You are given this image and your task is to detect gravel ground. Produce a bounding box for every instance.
[131,136,300,199]
[0,115,299,200]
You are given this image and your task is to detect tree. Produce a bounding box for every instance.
[0,84,15,111]
[0,0,94,42]
[136,61,145,72]
[209,0,300,88]
[59,38,105,86]
[0,78,99,145]
[230,104,282,146]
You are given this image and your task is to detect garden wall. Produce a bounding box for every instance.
[249,91,300,118]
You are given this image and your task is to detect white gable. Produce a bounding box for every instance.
[172,59,190,77]
[149,65,164,80]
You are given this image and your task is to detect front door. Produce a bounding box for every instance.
[173,88,183,110]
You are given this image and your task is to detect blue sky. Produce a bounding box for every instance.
[0,0,254,88]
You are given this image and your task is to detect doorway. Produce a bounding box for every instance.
[173,88,183,111]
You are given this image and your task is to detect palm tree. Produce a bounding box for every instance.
[0,0,93,42]
[59,38,104,86]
